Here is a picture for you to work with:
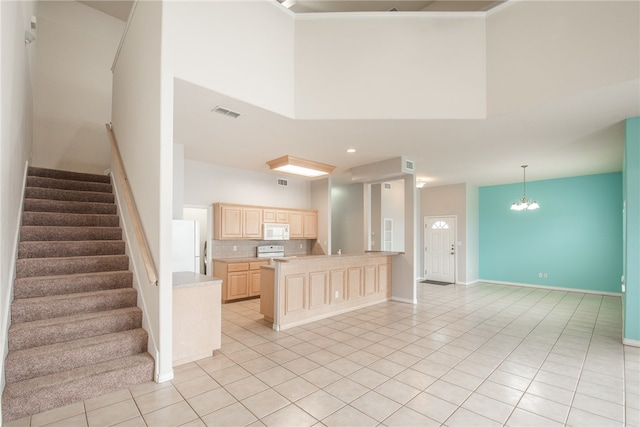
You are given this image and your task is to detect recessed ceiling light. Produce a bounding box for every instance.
[346,148,356,153]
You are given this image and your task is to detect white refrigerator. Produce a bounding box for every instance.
[172,219,200,273]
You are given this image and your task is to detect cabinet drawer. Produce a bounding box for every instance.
[227,262,249,272]
[250,261,269,270]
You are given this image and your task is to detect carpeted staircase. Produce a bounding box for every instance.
[2,166,154,422]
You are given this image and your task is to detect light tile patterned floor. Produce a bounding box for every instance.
[6,282,640,427]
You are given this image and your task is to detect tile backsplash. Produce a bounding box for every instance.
[211,240,313,259]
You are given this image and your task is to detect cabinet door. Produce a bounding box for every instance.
[303,212,318,239]
[249,261,268,297]
[275,210,289,224]
[249,270,262,296]
[263,209,289,224]
[219,205,243,239]
[243,208,262,239]
[227,271,249,300]
[289,211,304,239]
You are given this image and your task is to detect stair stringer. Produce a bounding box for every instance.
[0,161,30,421]
[108,171,167,382]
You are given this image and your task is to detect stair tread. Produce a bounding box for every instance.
[24,198,117,214]
[2,352,153,397]
[12,287,137,306]
[9,306,141,333]
[6,328,147,360]
[27,166,111,184]
[27,176,113,193]
[22,211,120,226]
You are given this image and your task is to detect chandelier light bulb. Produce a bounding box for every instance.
[510,165,540,211]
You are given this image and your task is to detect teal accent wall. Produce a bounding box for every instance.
[624,117,640,341]
[480,173,622,292]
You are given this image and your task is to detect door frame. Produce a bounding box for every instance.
[423,215,457,284]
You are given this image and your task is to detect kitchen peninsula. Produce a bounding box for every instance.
[260,252,397,331]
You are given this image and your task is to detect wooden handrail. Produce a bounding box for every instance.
[106,124,158,286]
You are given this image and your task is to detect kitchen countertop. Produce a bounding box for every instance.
[272,251,401,262]
[212,257,270,263]
[172,271,222,288]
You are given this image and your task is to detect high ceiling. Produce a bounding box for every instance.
[78,0,505,21]
[81,0,639,188]
[279,0,505,13]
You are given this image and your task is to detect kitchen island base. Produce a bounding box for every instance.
[260,253,394,331]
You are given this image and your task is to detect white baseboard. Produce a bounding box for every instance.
[479,279,622,297]
[623,338,640,347]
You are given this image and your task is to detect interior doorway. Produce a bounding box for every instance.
[423,216,456,283]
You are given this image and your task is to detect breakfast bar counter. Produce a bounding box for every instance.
[260,252,398,331]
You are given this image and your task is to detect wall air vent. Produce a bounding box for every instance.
[405,159,415,171]
[277,178,288,187]
[384,182,392,190]
[212,106,241,119]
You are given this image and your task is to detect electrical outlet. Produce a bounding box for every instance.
[544,273,548,278]
[538,273,543,278]
[232,245,237,251]
[299,244,303,249]
[334,290,339,298]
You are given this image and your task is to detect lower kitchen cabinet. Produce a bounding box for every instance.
[214,259,268,302]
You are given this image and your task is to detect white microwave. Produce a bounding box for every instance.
[263,223,290,240]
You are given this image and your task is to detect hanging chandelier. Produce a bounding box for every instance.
[510,165,540,211]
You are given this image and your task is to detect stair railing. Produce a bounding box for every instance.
[105,123,158,286]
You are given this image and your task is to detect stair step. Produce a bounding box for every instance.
[25,187,114,204]
[24,198,117,215]
[14,271,133,299]
[27,166,111,184]
[22,211,119,227]
[18,241,125,259]
[11,288,138,323]
[5,328,148,383]
[8,307,142,351]
[16,254,129,278]
[20,225,122,242]
[27,176,113,194]
[1,353,154,422]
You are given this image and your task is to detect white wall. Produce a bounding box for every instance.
[295,13,486,119]
[32,1,124,174]
[164,0,295,117]
[331,183,365,254]
[381,180,405,251]
[465,184,479,284]
[182,160,311,209]
[311,178,331,255]
[111,0,173,382]
[173,144,184,219]
[487,1,640,116]
[0,0,35,411]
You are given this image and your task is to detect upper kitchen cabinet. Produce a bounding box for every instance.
[290,210,318,239]
[214,203,262,240]
[263,209,289,224]
[214,203,317,240]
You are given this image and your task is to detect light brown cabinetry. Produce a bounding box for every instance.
[214,204,262,240]
[289,210,317,239]
[263,209,289,224]
[214,203,318,240]
[214,259,268,302]
[260,254,393,330]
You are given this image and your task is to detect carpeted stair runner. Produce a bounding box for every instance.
[2,166,154,422]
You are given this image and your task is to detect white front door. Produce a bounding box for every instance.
[424,216,456,283]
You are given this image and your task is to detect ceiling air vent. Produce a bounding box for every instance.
[384,182,392,190]
[277,178,288,187]
[212,106,241,119]
[404,159,415,171]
